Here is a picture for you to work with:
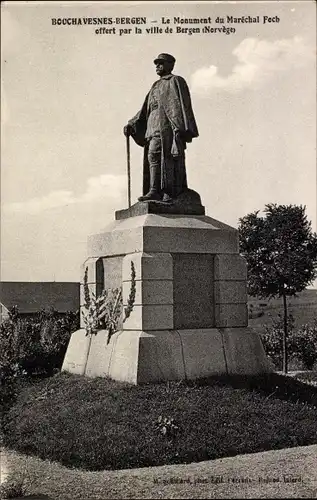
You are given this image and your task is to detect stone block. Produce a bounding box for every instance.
[122,252,173,281]
[221,328,272,375]
[123,304,173,331]
[215,304,248,327]
[88,214,239,258]
[123,280,173,306]
[107,330,141,384]
[88,227,143,257]
[214,254,247,281]
[137,330,185,383]
[214,281,247,304]
[143,226,239,254]
[179,329,227,379]
[61,329,91,375]
[85,329,113,377]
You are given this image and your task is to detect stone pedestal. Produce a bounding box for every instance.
[62,200,271,383]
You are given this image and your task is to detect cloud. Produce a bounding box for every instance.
[4,174,126,214]
[191,36,314,94]
[80,175,126,203]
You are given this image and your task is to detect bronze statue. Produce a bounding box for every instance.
[124,53,199,203]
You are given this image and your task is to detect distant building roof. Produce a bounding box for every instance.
[0,282,80,314]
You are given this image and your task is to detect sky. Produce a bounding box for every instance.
[1,0,316,283]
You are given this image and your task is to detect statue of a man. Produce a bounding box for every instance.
[124,53,199,203]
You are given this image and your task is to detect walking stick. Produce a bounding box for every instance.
[126,134,131,208]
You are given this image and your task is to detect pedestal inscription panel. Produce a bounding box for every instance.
[173,253,214,329]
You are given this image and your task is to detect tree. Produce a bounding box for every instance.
[238,204,317,373]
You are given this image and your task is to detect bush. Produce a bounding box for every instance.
[0,361,25,420]
[260,313,295,369]
[289,322,317,370]
[0,307,79,416]
[3,372,317,471]
[261,314,317,370]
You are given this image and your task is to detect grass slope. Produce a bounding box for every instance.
[3,372,317,472]
[248,289,317,332]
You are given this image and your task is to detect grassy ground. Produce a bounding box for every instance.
[3,372,317,472]
[1,444,317,499]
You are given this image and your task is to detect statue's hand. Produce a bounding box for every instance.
[123,124,133,137]
[175,130,191,142]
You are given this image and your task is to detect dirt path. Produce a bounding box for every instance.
[1,444,317,499]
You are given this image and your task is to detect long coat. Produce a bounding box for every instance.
[128,74,199,198]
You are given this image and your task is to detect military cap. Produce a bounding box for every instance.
[153,53,176,64]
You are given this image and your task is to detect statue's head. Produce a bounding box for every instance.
[154,53,175,76]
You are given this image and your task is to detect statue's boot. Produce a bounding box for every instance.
[138,165,162,202]
[138,191,161,201]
